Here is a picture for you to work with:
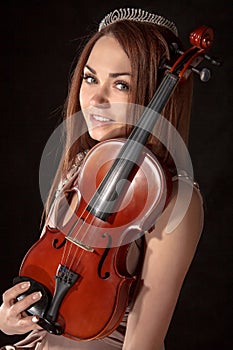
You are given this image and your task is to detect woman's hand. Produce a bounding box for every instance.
[0,282,42,335]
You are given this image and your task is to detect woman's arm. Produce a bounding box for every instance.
[123,181,204,350]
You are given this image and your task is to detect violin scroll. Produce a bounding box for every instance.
[165,25,221,82]
[189,25,214,50]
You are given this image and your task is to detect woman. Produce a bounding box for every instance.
[0,8,204,350]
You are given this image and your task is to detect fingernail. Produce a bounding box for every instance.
[32,315,39,323]
[32,291,42,300]
[21,281,30,289]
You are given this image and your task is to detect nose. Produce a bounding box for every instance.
[89,85,110,107]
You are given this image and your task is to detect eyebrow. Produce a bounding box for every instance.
[85,65,131,78]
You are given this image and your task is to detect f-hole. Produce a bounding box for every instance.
[98,233,112,279]
[53,238,66,250]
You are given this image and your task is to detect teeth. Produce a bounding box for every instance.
[92,115,111,122]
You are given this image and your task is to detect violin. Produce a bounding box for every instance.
[13,26,220,341]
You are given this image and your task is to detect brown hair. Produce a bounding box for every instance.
[45,20,193,215]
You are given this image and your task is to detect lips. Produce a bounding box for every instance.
[91,114,113,122]
[89,113,115,128]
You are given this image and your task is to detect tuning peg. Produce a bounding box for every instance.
[191,67,211,82]
[203,54,222,67]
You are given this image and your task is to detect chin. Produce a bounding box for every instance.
[89,125,126,142]
[89,130,108,142]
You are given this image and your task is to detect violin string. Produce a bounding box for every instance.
[59,168,112,270]
[63,161,119,271]
[63,136,141,270]
[58,186,98,269]
[56,157,105,268]
[62,151,132,271]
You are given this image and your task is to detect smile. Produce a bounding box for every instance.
[91,114,113,122]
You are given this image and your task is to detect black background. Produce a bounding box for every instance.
[1,0,232,349]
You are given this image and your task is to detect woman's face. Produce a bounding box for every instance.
[79,35,132,141]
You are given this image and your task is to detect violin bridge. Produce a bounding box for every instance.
[66,236,94,252]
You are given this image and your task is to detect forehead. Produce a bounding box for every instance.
[86,35,131,72]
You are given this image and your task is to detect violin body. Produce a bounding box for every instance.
[17,139,171,340]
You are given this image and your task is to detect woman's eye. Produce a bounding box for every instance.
[115,81,130,92]
[82,74,96,84]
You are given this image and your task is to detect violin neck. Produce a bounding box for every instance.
[130,72,179,146]
[87,72,179,221]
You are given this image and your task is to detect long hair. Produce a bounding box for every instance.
[45,20,193,216]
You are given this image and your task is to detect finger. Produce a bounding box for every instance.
[2,282,31,306]
[0,311,41,335]
[11,291,42,316]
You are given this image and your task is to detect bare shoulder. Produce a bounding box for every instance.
[147,179,204,244]
[143,179,204,287]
